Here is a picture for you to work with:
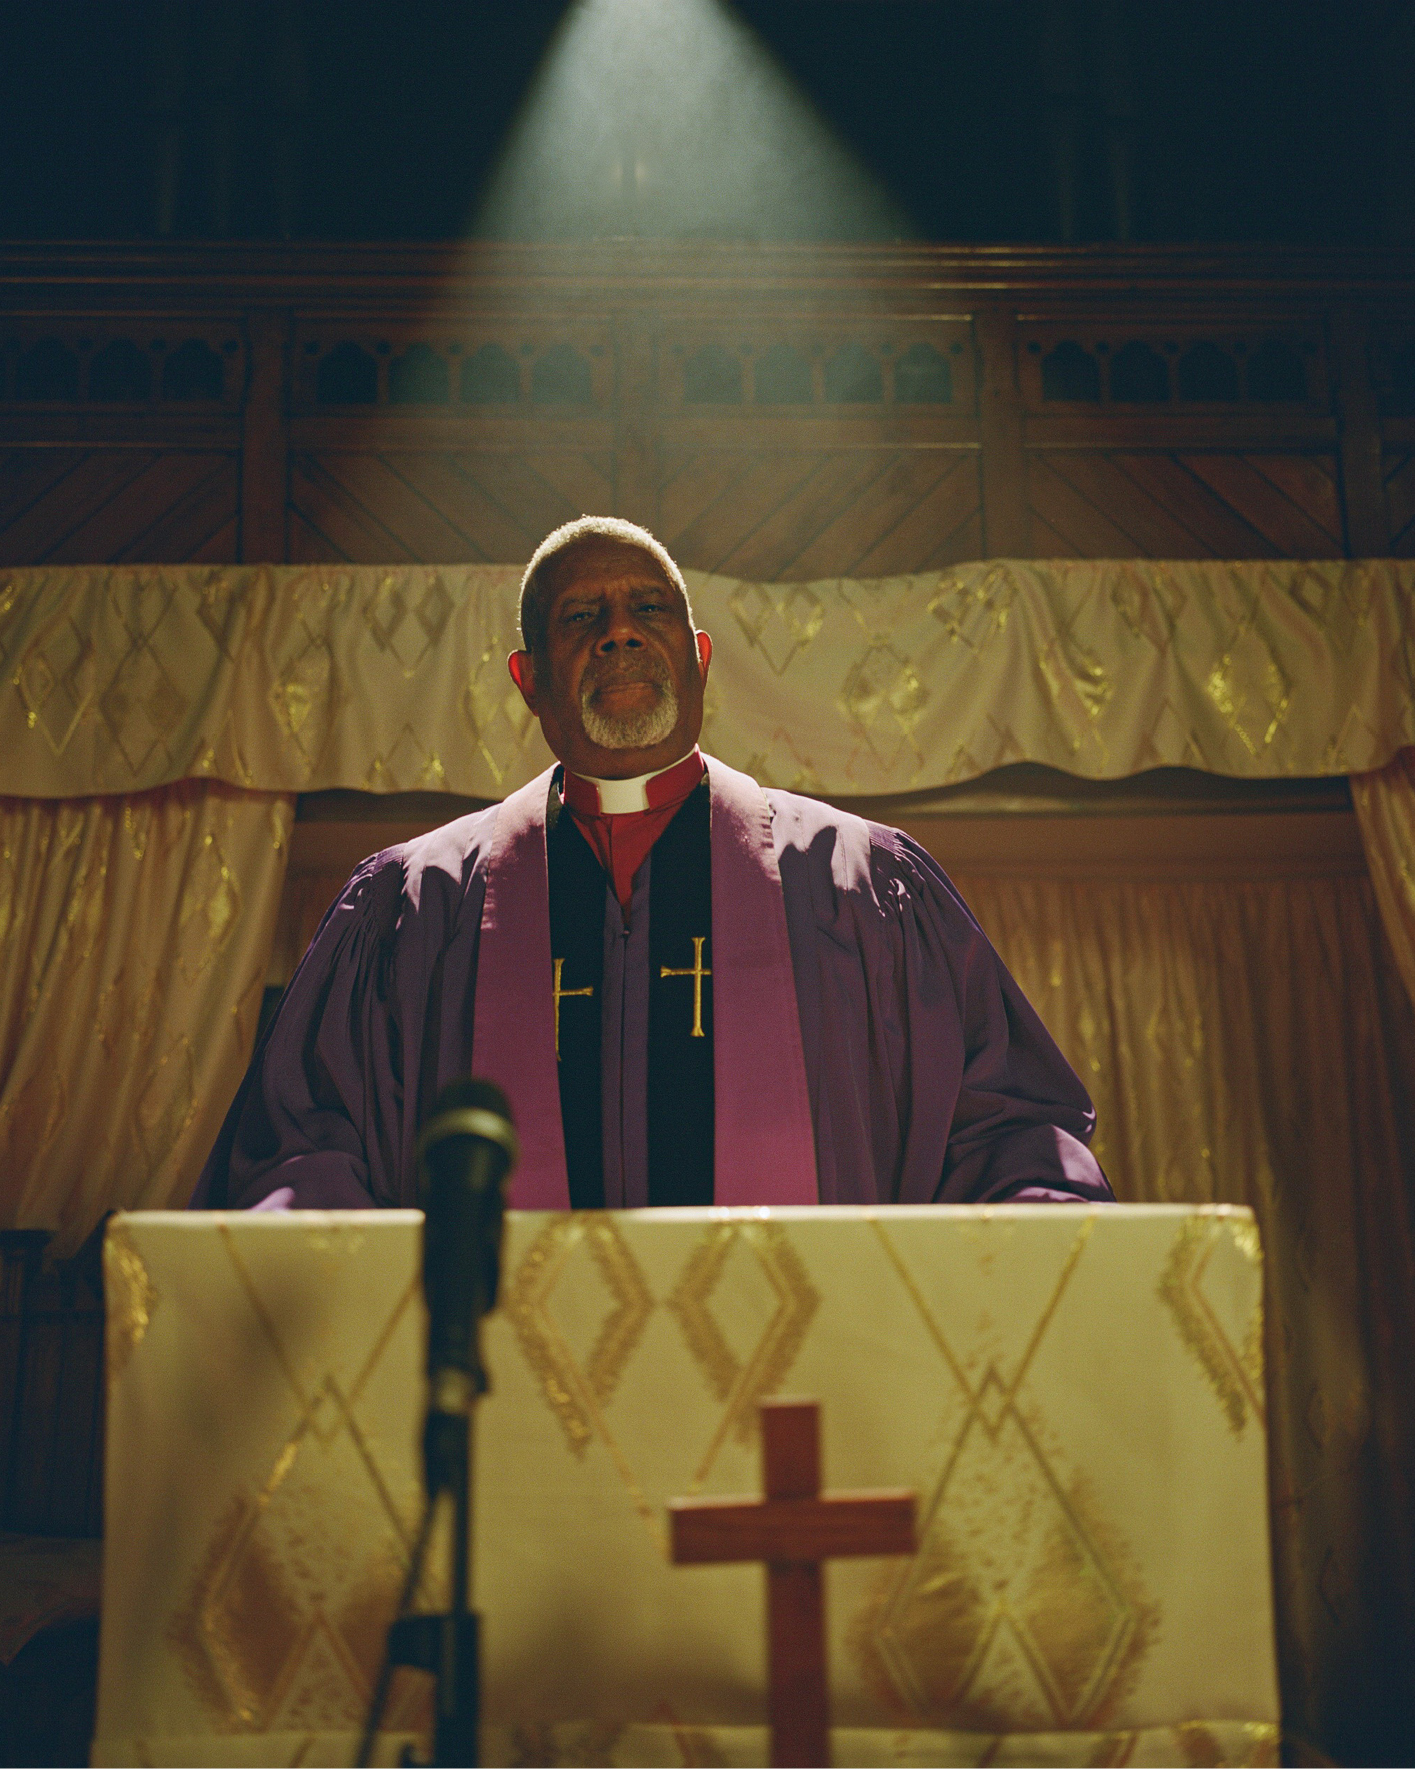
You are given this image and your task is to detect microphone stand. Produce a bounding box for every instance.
[385,1373,483,1766]
[362,1083,516,1769]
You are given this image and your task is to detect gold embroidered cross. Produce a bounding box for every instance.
[552,957,594,1060]
[660,935,711,1038]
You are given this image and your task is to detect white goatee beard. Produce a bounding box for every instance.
[579,677,679,750]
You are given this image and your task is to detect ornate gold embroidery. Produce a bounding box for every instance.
[169,1229,429,1733]
[503,1217,597,1456]
[668,1220,820,1481]
[1158,1213,1266,1438]
[104,1221,159,1382]
[552,957,594,1061]
[856,1217,1157,1733]
[503,1217,657,1455]
[582,1218,655,1409]
[659,936,711,1038]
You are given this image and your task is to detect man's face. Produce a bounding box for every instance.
[508,538,712,779]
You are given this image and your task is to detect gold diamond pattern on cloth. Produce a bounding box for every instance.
[1158,1213,1265,1438]
[166,1223,432,1736]
[361,571,453,679]
[103,1221,159,1383]
[726,580,826,676]
[504,1215,657,1460]
[95,1208,1280,1769]
[502,1217,818,1539]
[14,612,98,756]
[666,1221,819,1468]
[855,1218,1155,1734]
[3,560,1413,798]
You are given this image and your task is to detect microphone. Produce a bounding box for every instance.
[416,1079,519,1454]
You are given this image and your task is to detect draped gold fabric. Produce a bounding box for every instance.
[0,786,291,1250]
[1352,747,1415,1010]
[955,869,1415,1766]
[2,560,1413,799]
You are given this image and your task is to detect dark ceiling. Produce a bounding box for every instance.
[3,0,1412,246]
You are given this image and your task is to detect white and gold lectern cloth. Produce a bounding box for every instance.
[94,1206,1280,1768]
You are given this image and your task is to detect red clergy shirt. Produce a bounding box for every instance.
[560,748,707,920]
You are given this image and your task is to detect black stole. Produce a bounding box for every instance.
[547,780,714,1209]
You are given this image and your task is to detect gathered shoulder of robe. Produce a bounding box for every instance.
[193,768,1111,1211]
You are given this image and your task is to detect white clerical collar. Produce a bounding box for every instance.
[572,750,698,814]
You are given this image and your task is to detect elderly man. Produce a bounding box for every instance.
[195,517,1110,1211]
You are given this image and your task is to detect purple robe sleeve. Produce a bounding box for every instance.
[191,813,492,1211]
[774,799,1111,1206]
[883,832,1111,1203]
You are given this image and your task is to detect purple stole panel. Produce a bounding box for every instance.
[471,758,819,1209]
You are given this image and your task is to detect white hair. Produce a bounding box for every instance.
[518,515,693,654]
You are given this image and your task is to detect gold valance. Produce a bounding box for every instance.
[4,559,1413,799]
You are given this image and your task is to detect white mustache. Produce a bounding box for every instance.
[582,657,671,698]
[579,657,678,749]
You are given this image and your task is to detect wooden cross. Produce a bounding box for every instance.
[669,1398,916,1769]
[552,956,594,1060]
[659,934,711,1037]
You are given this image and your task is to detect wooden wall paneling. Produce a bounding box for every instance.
[1027,450,1343,559]
[975,305,1030,555]
[239,309,290,563]
[304,449,489,563]
[454,449,613,551]
[45,453,239,565]
[1385,451,1415,555]
[1329,305,1390,557]
[375,452,550,564]
[1028,451,1213,556]
[1086,452,1291,556]
[0,1234,47,1529]
[612,309,660,530]
[660,451,763,544]
[660,441,982,578]
[5,1261,103,1537]
[0,448,91,540]
[0,450,239,566]
[1178,453,1343,557]
[517,450,615,526]
[4,245,1415,576]
[661,449,839,575]
[124,460,240,563]
[798,453,981,578]
[0,451,156,564]
[288,443,617,566]
[654,314,975,577]
[723,449,939,580]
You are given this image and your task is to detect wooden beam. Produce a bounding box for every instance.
[613,309,660,529]
[974,305,1030,556]
[239,308,290,563]
[1329,304,1391,557]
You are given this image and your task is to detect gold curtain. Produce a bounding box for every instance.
[0,785,292,1252]
[955,867,1415,1765]
[1352,747,1415,1011]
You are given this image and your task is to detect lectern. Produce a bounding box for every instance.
[94,1205,1280,1767]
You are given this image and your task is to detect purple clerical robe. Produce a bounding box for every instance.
[193,756,1110,1211]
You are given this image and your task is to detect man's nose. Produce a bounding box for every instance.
[594,607,644,652]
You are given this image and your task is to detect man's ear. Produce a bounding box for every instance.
[507,650,537,709]
[695,629,712,679]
